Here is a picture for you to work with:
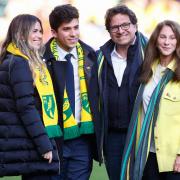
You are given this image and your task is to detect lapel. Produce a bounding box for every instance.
[83,49,94,86]
[100,40,114,67]
[46,59,67,103]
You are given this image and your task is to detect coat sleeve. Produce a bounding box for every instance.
[9,56,53,155]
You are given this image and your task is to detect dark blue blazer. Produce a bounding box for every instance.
[44,38,101,162]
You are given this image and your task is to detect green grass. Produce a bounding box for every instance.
[0,177,19,180]
[90,161,108,180]
[0,161,108,180]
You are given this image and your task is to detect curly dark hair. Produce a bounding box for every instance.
[105,5,137,31]
[49,4,79,31]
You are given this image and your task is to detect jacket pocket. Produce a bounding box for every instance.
[162,88,180,116]
[163,92,180,102]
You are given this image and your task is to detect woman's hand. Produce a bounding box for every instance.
[173,155,180,172]
[42,151,53,163]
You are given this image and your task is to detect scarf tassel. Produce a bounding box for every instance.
[45,125,63,138]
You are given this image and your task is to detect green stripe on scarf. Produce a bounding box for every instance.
[50,39,94,140]
[7,43,62,138]
[120,69,173,180]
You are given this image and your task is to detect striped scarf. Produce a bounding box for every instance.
[120,69,173,180]
[7,43,62,138]
[50,39,94,140]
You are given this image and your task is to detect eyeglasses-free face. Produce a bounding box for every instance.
[51,18,80,52]
[157,25,177,58]
[109,22,131,33]
[28,21,43,50]
[109,13,137,47]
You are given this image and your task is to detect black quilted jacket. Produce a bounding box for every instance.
[0,53,60,177]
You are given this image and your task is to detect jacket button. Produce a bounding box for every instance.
[156,148,159,151]
[155,136,158,139]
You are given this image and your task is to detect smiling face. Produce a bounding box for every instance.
[28,21,43,50]
[52,18,79,52]
[157,25,177,58]
[109,13,137,47]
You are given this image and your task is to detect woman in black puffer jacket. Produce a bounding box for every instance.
[0,14,61,179]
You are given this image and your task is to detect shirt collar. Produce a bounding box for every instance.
[111,46,126,60]
[152,59,176,73]
[56,45,78,61]
[131,35,136,45]
[111,35,136,59]
[167,59,176,72]
[111,47,125,59]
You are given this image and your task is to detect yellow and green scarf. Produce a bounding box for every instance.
[50,38,94,140]
[7,43,62,138]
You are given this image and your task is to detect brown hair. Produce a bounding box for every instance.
[105,5,137,31]
[140,20,180,83]
[49,4,79,31]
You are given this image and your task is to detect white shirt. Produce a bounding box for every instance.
[57,45,81,123]
[142,64,166,152]
[111,47,127,87]
[110,36,136,87]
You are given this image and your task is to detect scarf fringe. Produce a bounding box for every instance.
[64,126,80,140]
[64,122,94,140]
[80,122,94,134]
[45,125,63,138]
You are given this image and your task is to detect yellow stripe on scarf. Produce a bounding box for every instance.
[7,43,62,138]
[77,43,92,123]
[50,39,94,140]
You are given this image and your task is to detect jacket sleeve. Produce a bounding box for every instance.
[9,56,53,155]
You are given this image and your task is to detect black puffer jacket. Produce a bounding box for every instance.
[0,53,60,177]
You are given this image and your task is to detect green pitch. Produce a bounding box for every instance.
[0,161,108,180]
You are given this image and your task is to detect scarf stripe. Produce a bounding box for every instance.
[120,86,145,180]
[50,39,94,140]
[7,43,62,138]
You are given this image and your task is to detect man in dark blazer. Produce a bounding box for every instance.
[44,4,100,180]
[96,5,148,180]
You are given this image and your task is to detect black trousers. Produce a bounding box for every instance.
[104,130,127,180]
[142,152,180,180]
[22,175,53,180]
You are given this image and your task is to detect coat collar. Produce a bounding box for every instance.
[99,32,144,86]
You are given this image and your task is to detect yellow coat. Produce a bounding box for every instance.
[151,60,180,172]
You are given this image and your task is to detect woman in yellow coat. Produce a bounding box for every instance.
[120,20,180,180]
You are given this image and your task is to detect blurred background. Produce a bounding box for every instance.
[0,0,180,50]
[0,0,180,179]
